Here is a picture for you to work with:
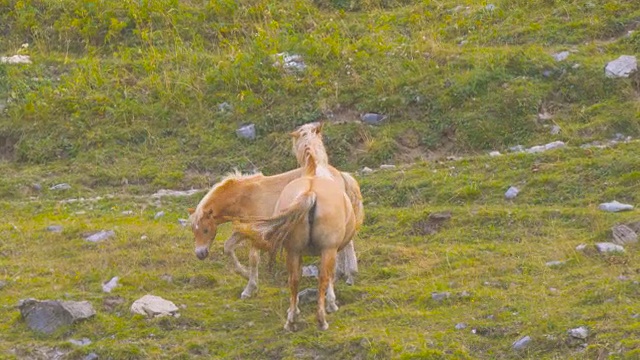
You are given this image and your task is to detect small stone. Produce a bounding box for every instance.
[178,219,188,227]
[154,211,165,220]
[32,183,42,192]
[568,326,589,340]
[632,314,640,319]
[131,295,179,318]
[379,164,396,170]
[141,235,148,240]
[458,291,471,298]
[576,244,587,251]
[605,55,637,78]
[102,277,119,293]
[151,189,201,198]
[297,288,318,304]
[526,141,565,153]
[218,102,233,113]
[274,53,306,72]
[46,225,63,233]
[509,145,525,153]
[542,70,553,78]
[49,183,71,191]
[485,4,496,11]
[236,123,256,140]
[512,335,531,350]
[0,54,32,64]
[431,292,450,302]
[505,186,520,199]
[302,265,318,278]
[361,113,386,125]
[489,151,502,157]
[84,353,99,360]
[361,167,374,174]
[598,201,634,212]
[549,287,559,293]
[122,210,134,215]
[69,338,92,346]
[545,260,565,267]
[572,63,581,69]
[595,242,625,253]
[552,51,570,62]
[551,125,561,135]
[612,224,638,245]
[85,230,115,243]
[455,323,467,330]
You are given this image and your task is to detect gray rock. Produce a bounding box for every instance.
[361,167,374,174]
[151,189,201,198]
[302,265,318,278]
[455,323,467,330]
[552,51,571,62]
[489,151,502,157]
[218,102,233,113]
[575,244,587,251]
[605,55,637,78]
[505,186,520,199]
[18,299,96,334]
[178,219,188,227]
[49,183,71,191]
[131,295,179,318]
[512,335,531,350]
[297,288,318,304]
[596,242,625,253]
[102,276,119,293]
[509,145,525,153]
[545,260,565,267]
[431,292,450,302]
[274,53,306,72]
[121,210,134,215]
[379,164,396,170]
[568,326,589,340]
[526,141,565,153]
[236,123,256,140]
[0,55,32,64]
[32,183,42,192]
[612,224,638,245]
[485,4,496,11]
[68,338,92,346]
[46,225,63,233]
[598,201,634,212]
[361,113,386,125]
[0,280,6,289]
[85,230,115,243]
[542,70,553,78]
[84,353,99,360]
[154,211,165,220]
[551,125,561,135]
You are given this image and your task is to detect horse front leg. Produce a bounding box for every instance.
[318,248,337,330]
[284,253,302,331]
[240,246,260,299]
[223,232,250,279]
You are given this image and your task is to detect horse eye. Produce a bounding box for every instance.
[203,229,209,234]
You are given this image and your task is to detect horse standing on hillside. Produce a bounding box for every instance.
[188,168,362,299]
[235,139,357,331]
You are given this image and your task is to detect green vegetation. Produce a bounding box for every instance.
[1,0,640,358]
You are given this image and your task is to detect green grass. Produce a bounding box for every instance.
[1,0,640,358]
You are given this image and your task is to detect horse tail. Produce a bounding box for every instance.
[234,191,317,262]
[340,172,364,229]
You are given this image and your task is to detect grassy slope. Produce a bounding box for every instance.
[1,0,640,359]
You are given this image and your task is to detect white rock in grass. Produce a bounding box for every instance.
[50,183,71,191]
[552,51,570,62]
[575,244,587,251]
[154,211,165,220]
[85,230,115,243]
[131,295,179,318]
[236,123,256,140]
[379,164,396,170]
[505,186,520,199]
[598,201,634,212]
[568,326,589,340]
[102,277,119,293]
[605,55,637,78]
[489,151,502,157]
[512,335,531,350]
[595,242,625,253]
[0,55,32,64]
[302,265,318,278]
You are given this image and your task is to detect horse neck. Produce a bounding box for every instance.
[297,137,329,168]
[204,181,256,221]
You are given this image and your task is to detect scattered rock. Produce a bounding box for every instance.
[141,235,149,240]
[379,164,396,170]
[505,186,520,199]
[526,141,565,154]
[360,113,386,125]
[455,323,467,330]
[102,277,119,293]
[84,353,99,360]
[121,210,134,215]
[178,219,188,227]
[297,288,318,304]
[68,338,92,346]
[151,189,201,198]
[46,225,63,233]
[103,296,125,312]
[509,145,525,152]
[0,54,32,64]
[274,53,306,72]
[542,70,553,78]
[236,123,256,140]
[85,230,115,243]
[595,242,625,253]
[568,326,589,340]
[431,292,450,302]
[218,102,233,113]
[512,335,532,350]
[32,183,42,192]
[552,51,570,62]
[154,211,165,220]
[302,265,318,278]
[458,291,471,298]
[485,4,496,11]
[598,201,634,212]
[49,183,71,191]
[545,260,565,267]
[551,125,561,135]
[361,167,374,174]
[575,244,587,251]
[605,55,637,78]
[18,299,96,334]
[489,151,502,157]
[612,224,638,245]
[131,295,179,318]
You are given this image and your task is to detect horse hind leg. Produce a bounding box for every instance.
[284,253,302,331]
[240,246,260,299]
[318,248,337,330]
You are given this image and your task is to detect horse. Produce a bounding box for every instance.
[187,168,362,299]
[235,141,357,331]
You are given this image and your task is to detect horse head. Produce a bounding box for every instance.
[188,207,219,260]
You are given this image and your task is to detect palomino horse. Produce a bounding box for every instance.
[187,168,362,299]
[235,142,356,331]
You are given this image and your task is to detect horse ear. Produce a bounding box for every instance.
[187,208,195,215]
[313,122,324,134]
[290,130,300,138]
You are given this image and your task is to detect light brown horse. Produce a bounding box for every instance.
[236,131,357,331]
[188,168,362,299]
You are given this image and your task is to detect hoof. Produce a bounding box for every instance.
[326,303,339,313]
[318,321,329,331]
[284,322,297,332]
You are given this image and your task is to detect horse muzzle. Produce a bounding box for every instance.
[195,246,209,260]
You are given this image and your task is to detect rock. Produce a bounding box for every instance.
[526,141,565,153]
[379,164,396,170]
[552,51,571,62]
[84,353,99,360]
[0,54,32,64]
[19,299,96,334]
[151,189,201,198]
[612,224,638,245]
[512,335,531,350]
[626,221,640,233]
[505,186,520,199]
[141,235,149,240]
[361,167,374,174]
[102,277,119,293]
[131,295,179,318]
[68,338,92,346]
[489,151,502,157]
[431,292,450,302]
[85,230,115,243]
[455,323,467,330]
[572,63,581,69]
[302,265,318,278]
[32,183,42,192]
[178,219,188,227]
[545,260,565,267]
[605,55,637,78]
[551,125,561,135]
[575,244,587,251]
[274,53,306,72]
[595,242,625,253]
[236,123,256,140]
[297,288,318,304]
[509,145,525,153]
[49,183,71,191]
[485,4,496,11]
[568,326,589,340]
[542,70,553,78]
[154,211,165,220]
[121,210,134,215]
[360,113,386,125]
[458,291,471,298]
[598,201,634,212]
[218,102,233,113]
[46,225,63,233]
